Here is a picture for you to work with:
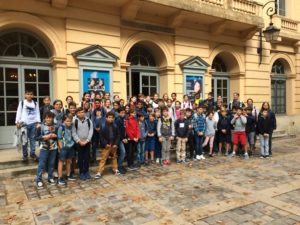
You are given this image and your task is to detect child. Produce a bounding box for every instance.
[36,112,57,188]
[72,107,94,180]
[83,101,92,119]
[175,109,189,163]
[137,113,148,166]
[15,89,41,161]
[202,111,217,157]
[125,109,140,170]
[192,105,206,160]
[245,107,256,155]
[217,108,231,156]
[51,99,64,128]
[145,113,157,164]
[40,96,53,121]
[68,102,77,118]
[154,108,162,164]
[230,107,249,159]
[174,101,181,120]
[115,107,128,174]
[57,114,75,185]
[257,109,272,158]
[181,95,192,109]
[185,108,195,160]
[166,99,175,121]
[95,112,120,178]
[157,106,175,165]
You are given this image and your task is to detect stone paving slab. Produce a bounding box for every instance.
[274,188,300,208]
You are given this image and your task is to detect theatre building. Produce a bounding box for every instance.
[0,0,300,148]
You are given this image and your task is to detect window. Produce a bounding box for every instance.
[277,0,286,16]
[212,56,229,105]
[271,59,286,114]
[127,45,156,67]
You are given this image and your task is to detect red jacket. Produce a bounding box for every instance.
[125,116,140,140]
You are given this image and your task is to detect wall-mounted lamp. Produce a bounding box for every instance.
[257,1,281,64]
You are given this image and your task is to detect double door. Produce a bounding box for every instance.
[0,65,51,149]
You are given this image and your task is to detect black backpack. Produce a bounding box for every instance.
[74,118,91,131]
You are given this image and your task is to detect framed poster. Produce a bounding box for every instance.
[185,75,204,102]
[82,69,110,100]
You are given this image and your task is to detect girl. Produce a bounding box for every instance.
[145,113,157,164]
[181,95,192,109]
[119,99,125,107]
[152,93,159,109]
[175,100,181,120]
[162,93,168,106]
[51,100,64,128]
[40,96,53,121]
[80,92,92,108]
[103,99,112,116]
[202,111,217,157]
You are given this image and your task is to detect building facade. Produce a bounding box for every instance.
[0,0,300,148]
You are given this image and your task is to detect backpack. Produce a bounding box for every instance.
[74,118,91,131]
[21,100,37,108]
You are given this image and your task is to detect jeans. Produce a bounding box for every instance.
[187,134,195,158]
[195,135,204,156]
[36,148,57,182]
[23,123,36,158]
[77,143,90,174]
[137,141,145,164]
[161,137,171,160]
[259,134,269,156]
[269,132,273,155]
[155,139,162,159]
[91,131,100,160]
[118,141,126,169]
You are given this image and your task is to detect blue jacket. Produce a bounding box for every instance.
[217,116,231,133]
[192,113,206,134]
[138,120,148,141]
[147,120,157,136]
[246,114,256,133]
[115,116,126,141]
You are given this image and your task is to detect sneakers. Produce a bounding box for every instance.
[230,152,236,157]
[176,160,182,164]
[196,155,201,160]
[58,178,66,186]
[80,173,86,180]
[244,153,249,160]
[66,174,76,181]
[48,178,56,185]
[224,152,229,156]
[85,172,91,180]
[53,171,58,179]
[156,158,160,164]
[37,181,43,188]
[118,168,127,174]
[260,155,264,159]
[30,154,38,161]
[162,160,168,165]
[200,154,206,160]
[95,173,101,179]
[115,170,121,176]
[127,166,138,171]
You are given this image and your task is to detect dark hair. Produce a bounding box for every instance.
[53,99,63,106]
[76,107,84,113]
[137,100,143,105]
[129,109,136,114]
[65,96,73,101]
[185,108,192,113]
[43,111,54,119]
[68,102,77,108]
[161,106,168,112]
[260,102,270,112]
[118,107,126,113]
[138,112,145,118]
[171,92,177,97]
[247,98,253,104]
[233,92,240,97]
[180,109,186,115]
[43,96,51,100]
[149,112,156,118]
[236,107,242,111]
[208,92,213,96]
[25,90,34,94]
[113,101,120,106]
[63,114,73,121]
[94,98,101,103]
[106,111,115,118]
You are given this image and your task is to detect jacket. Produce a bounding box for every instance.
[36,123,57,150]
[138,120,148,141]
[246,114,256,133]
[115,116,126,141]
[257,116,272,135]
[125,115,140,140]
[147,120,157,136]
[217,116,231,134]
[99,121,120,148]
[157,116,175,137]
[192,113,206,134]
[231,115,247,132]
[258,111,276,132]
[175,118,189,138]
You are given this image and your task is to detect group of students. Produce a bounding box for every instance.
[14,90,276,188]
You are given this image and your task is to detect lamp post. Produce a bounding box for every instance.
[257,0,281,64]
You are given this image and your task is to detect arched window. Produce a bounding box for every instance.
[0,31,50,58]
[212,56,229,105]
[212,56,227,72]
[271,59,286,114]
[126,45,156,67]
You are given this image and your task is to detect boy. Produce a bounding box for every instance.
[136,100,148,120]
[245,107,256,156]
[115,107,127,174]
[157,106,175,165]
[57,114,75,185]
[185,108,195,160]
[15,90,41,161]
[137,113,148,166]
[154,108,162,164]
[175,109,189,163]
[125,109,140,170]
[68,102,77,118]
[95,112,120,178]
[166,99,176,121]
[91,98,103,163]
[72,107,94,180]
[257,109,272,158]
[230,107,249,159]
[145,113,157,164]
[40,96,53,121]
[192,105,206,160]
[217,108,231,156]
[35,112,57,188]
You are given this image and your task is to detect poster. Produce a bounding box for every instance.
[185,75,204,103]
[83,70,110,100]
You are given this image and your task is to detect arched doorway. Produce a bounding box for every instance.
[126,44,159,98]
[211,55,229,105]
[271,59,286,114]
[0,30,52,148]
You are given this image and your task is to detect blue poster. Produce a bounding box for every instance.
[185,75,203,100]
[83,70,110,100]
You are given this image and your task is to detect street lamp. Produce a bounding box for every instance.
[258,0,280,64]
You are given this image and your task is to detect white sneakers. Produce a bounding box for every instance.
[196,154,206,160]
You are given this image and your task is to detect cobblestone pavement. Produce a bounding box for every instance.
[0,138,300,225]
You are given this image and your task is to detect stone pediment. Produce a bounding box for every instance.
[72,45,118,63]
[179,56,210,70]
